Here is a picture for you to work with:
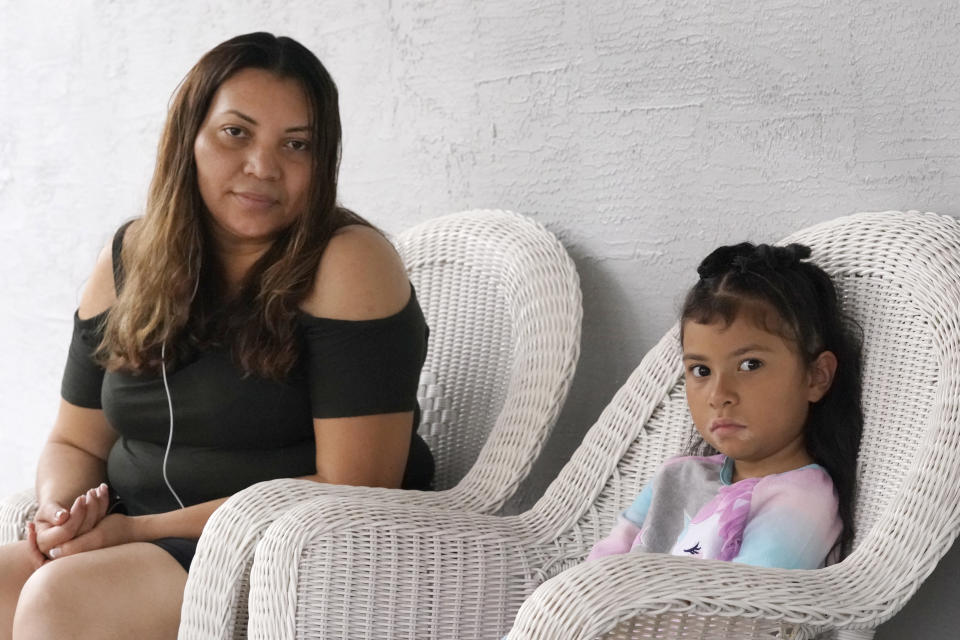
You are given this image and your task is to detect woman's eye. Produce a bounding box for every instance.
[222,126,245,137]
[689,364,710,378]
[739,358,763,372]
[286,139,310,152]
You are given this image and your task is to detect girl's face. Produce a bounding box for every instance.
[194,67,313,254]
[681,308,836,480]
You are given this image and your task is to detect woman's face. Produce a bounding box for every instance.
[194,67,312,252]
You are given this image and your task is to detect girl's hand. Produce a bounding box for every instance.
[47,513,138,559]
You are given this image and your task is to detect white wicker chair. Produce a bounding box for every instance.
[174,209,582,638]
[0,209,582,639]
[239,211,960,639]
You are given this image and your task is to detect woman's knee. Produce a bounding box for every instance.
[0,542,39,640]
[12,544,185,640]
[13,557,89,639]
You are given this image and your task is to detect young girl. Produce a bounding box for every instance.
[589,241,862,569]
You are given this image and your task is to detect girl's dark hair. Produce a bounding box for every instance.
[680,242,863,558]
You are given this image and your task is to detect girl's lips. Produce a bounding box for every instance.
[710,419,746,433]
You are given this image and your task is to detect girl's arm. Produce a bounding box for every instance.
[587,482,654,560]
[731,466,842,569]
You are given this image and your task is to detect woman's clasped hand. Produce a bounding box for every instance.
[25,484,117,566]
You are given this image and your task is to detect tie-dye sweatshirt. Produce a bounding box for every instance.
[587,454,842,569]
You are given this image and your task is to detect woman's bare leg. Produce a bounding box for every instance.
[13,542,187,640]
[0,542,39,640]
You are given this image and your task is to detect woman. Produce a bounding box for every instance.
[0,32,433,639]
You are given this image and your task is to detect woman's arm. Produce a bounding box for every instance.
[46,429,415,559]
[33,242,120,551]
[36,402,116,511]
[44,496,227,558]
[49,224,417,557]
[306,412,414,488]
[299,224,416,489]
[33,401,116,553]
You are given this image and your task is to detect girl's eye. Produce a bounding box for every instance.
[739,358,763,372]
[222,126,245,137]
[689,364,710,378]
[286,139,310,152]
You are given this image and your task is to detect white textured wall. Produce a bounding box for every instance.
[2,1,959,634]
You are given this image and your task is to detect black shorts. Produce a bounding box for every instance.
[150,537,198,572]
[108,493,197,572]
[109,497,197,573]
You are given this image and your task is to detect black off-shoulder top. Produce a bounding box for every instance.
[61,225,433,515]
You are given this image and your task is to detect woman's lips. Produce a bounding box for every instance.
[232,191,278,208]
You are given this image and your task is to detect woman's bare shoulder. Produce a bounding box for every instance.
[77,220,141,319]
[299,224,410,320]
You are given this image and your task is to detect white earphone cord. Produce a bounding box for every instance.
[160,342,186,509]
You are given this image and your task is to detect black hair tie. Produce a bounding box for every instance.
[697,242,755,279]
[697,242,811,280]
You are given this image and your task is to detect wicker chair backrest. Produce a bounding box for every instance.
[534,212,957,579]
[397,210,581,493]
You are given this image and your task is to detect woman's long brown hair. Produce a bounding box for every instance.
[99,32,367,378]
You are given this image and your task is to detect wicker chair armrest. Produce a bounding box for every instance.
[179,477,510,639]
[245,496,546,639]
[506,550,910,639]
[0,488,37,544]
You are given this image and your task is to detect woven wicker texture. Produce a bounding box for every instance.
[173,209,582,638]
[0,489,37,544]
[240,212,960,640]
[0,209,581,638]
